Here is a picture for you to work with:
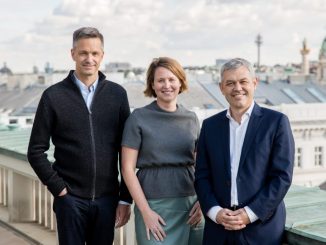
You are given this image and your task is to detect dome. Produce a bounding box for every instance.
[0,62,13,75]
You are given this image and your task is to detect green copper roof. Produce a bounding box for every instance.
[0,129,54,162]
[284,185,326,244]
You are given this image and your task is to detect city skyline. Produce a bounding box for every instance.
[1,0,326,72]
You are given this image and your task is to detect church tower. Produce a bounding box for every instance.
[300,39,310,75]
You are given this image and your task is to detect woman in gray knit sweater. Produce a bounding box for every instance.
[122,57,204,245]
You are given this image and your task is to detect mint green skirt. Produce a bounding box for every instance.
[134,195,204,245]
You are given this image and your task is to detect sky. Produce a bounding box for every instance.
[0,0,326,73]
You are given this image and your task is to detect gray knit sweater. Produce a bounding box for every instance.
[122,101,200,199]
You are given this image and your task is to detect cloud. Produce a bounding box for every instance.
[1,0,326,72]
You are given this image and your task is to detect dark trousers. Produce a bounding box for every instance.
[224,230,248,245]
[53,193,118,245]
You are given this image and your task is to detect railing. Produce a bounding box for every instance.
[0,166,8,207]
[0,151,136,245]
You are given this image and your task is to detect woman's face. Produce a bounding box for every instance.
[152,66,181,106]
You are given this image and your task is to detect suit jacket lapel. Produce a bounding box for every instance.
[239,103,263,169]
[219,112,231,179]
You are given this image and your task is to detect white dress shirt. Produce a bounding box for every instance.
[207,102,258,223]
[73,73,98,112]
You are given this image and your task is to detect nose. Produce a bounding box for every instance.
[162,80,170,88]
[86,54,93,61]
[233,81,242,91]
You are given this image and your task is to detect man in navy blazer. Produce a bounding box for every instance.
[195,58,294,245]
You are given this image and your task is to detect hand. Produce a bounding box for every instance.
[216,208,246,230]
[187,201,203,226]
[115,204,131,228]
[234,208,250,226]
[58,188,67,196]
[142,209,166,241]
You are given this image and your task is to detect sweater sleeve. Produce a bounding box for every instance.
[27,92,66,196]
[117,89,133,203]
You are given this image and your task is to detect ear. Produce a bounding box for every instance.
[219,82,225,95]
[253,77,259,90]
[71,48,76,61]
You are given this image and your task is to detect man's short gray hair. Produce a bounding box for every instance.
[220,58,255,81]
[72,27,104,49]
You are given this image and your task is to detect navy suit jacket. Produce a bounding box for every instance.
[195,104,294,245]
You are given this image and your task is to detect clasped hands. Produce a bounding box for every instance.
[216,208,250,230]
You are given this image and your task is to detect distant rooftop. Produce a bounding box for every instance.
[1,73,326,116]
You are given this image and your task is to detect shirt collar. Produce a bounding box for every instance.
[73,73,99,92]
[226,101,255,121]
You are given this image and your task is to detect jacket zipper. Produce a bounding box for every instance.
[89,111,97,201]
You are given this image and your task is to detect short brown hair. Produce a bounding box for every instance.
[144,57,188,97]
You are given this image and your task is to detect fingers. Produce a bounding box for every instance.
[224,223,246,230]
[187,201,203,226]
[187,207,202,226]
[189,201,200,216]
[115,205,131,228]
[143,211,166,241]
[157,215,167,238]
[115,208,121,228]
[115,217,121,228]
[116,215,128,227]
[146,225,166,241]
[119,210,131,227]
[217,208,247,230]
[238,208,250,225]
[151,226,166,241]
[146,228,150,240]
[158,215,166,226]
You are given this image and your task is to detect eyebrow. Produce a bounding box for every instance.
[225,78,249,82]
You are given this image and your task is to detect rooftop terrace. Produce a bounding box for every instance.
[0,129,325,244]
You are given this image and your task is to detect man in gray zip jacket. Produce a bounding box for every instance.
[27,27,132,245]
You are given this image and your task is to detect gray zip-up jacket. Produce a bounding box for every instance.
[27,70,132,202]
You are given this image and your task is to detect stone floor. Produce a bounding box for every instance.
[0,206,56,245]
[0,225,31,245]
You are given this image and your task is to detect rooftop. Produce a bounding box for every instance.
[1,75,326,116]
[284,185,326,244]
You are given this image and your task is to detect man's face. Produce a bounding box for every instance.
[219,65,257,112]
[71,37,104,80]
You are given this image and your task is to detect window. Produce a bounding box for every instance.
[294,147,302,168]
[314,146,323,166]
[9,119,18,124]
[26,118,33,125]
